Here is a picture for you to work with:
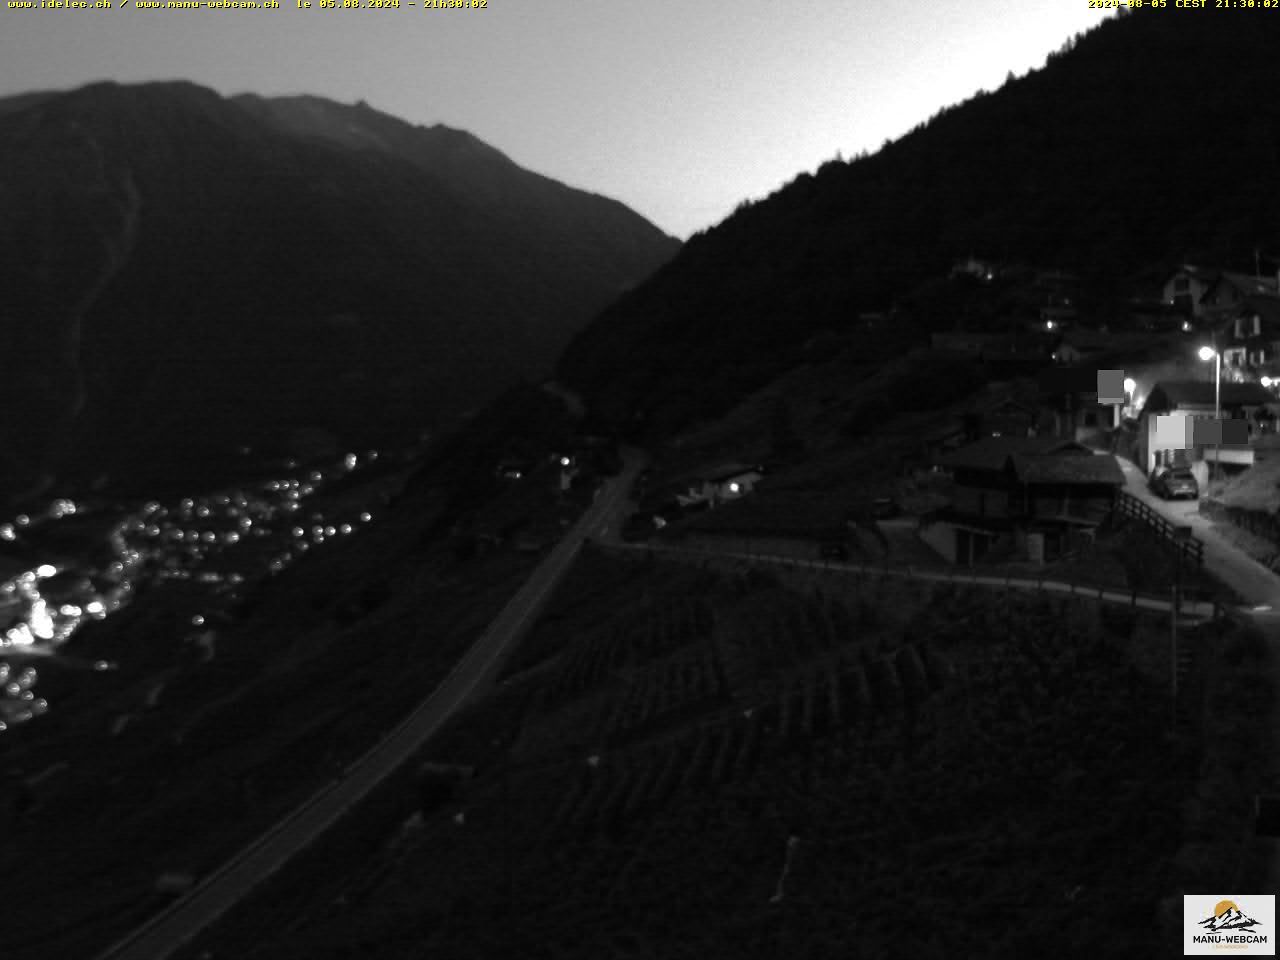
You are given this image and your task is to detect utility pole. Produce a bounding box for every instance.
[1170,584,1178,736]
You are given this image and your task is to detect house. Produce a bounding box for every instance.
[1039,304,1077,332]
[1127,296,1194,333]
[950,256,998,281]
[1197,271,1280,322]
[962,395,1040,441]
[921,436,1124,565]
[495,458,533,481]
[1053,330,1168,368]
[1216,297,1280,378]
[1162,265,1218,317]
[675,463,764,509]
[1136,379,1275,477]
[1037,366,1127,444]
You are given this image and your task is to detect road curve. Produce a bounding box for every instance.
[94,449,648,960]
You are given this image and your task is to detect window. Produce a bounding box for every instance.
[1254,314,1263,337]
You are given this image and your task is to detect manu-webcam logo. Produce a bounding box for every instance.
[1185,895,1275,955]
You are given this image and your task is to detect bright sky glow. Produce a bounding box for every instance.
[0,3,1114,238]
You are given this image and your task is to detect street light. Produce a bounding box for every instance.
[1198,344,1222,487]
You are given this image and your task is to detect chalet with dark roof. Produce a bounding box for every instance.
[1162,265,1217,318]
[1199,271,1279,321]
[922,436,1124,565]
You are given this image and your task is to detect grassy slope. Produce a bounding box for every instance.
[175,549,1271,959]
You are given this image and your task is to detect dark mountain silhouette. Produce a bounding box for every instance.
[557,11,1280,439]
[0,81,677,500]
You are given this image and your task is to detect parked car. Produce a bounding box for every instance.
[1149,466,1198,500]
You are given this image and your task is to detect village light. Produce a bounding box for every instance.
[1124,377,1136,394]
[1264,377,1274,388]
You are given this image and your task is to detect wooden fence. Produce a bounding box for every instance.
[1115,490,1205,568]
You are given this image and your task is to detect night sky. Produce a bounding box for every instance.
[0,2,1112,238]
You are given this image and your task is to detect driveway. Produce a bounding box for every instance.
[1114,455,1280,611]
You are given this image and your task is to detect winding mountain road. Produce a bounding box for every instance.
[95,448,647,960]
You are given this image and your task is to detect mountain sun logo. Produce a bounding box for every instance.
[1185,895,1275,955]
[1201,901,1264,934]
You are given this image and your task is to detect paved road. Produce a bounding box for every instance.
[1115,456,1280,611]
[95,449,648,960]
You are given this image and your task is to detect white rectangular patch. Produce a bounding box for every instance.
[1184,895,1276,955]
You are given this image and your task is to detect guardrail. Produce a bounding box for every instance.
[601,541,1224,622]
[1115,489,1205,568]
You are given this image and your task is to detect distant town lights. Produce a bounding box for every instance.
[1123,378,1136,394]
[1264,377,1274,388]
[35,564,56,579]
[1198,345,1217,362]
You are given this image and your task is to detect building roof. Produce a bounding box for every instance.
[1164,264,1215,284]
[1010,452,1125,486]
[1229,295,1280,327]
[936,436,1089,472]
[1144,380,1274,412]
[1207,271,1280,301]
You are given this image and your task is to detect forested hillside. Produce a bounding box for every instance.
[558,12,1280,437]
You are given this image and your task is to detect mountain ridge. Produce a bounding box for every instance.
[0,81,678,501]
